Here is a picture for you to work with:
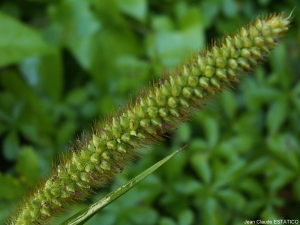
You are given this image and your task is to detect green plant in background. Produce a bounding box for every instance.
[6,10,292,225]
[0,1,300,225]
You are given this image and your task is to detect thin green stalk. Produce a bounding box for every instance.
[60,145,186,225]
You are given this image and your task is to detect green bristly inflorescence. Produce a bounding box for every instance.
[9,13,291,225]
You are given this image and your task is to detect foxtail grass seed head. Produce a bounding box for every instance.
[8,12,291,225]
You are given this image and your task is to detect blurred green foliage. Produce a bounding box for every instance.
[0,0,299,224]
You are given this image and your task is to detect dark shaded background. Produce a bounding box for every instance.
[0,0,300,224]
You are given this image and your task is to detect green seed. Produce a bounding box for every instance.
[240,27,248,37]
[120,115,129,127]
[249,26,259,36]
[102,151,110,160]
[228,59,238,69]
[92,134,101,147]
[211,77,221,88]
[71,173,80,182]
[81,150,90,161]
[44,180,52,189]
[204,65,215,78]
[130,130,137,136]
[61,190,71,198]
[179,97,189,108]
[140,119,150,128]
[117,143,127,153]
[194,87,204,98]
[95,146,104,154]
[30,210,39,221]
[221,46,230,57]
[169,108,180,117]
[241,48,251,58]
[171,85,182,97]
[188,76,198,87]
[161,85,171,96]
[168,97,178,108]
[234,36,243,48]
[151,118,162,127]
[176,75,187,86]
[212,46,220,56]
[147,96,156,106]
[112,118,122,137]
[75,161,85,171]
[216,68,227,80]
[183,64,191,76]
[137,132,146,139]
[243,37,252,48]
[216,57,226,68]
[90,153,100,164]
[100,160,111,170]
[121,133,131,143]
[191,64,201,76]
[44,188,52,199]
[80,172,90,182]
[251,47,262,58]
[225,36,233,47]
[199,77,209,88]
[66,183,75,192]
[231,47,240,58]
[197,55,206,71]
[107,140,117,150]
[227,68,235,77]
[159,107,169,117]
[148,107,158,118]
[40,207,50,217]
[266,37,275,45]
[52,198,62,207]
[51,188,61,198]
[137,106,147,118]
[156,93,166,106]
[182,87,194,99]
[254,37,264,46]
[237,57,251,69]
[85,164,94,173]
[207,55,215,66]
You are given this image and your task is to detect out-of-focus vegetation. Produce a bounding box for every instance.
[0,0,299,224]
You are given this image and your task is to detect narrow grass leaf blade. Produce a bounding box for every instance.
[60,145,187,225]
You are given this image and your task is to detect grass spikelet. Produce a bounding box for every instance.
[7,12,292,225]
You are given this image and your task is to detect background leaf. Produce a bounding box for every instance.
[3,130,20,161]
[0,12,53,67]
[16,146,39,185]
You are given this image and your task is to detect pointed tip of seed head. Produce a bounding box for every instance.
[286,7,296,21]
[269,10,293,27]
